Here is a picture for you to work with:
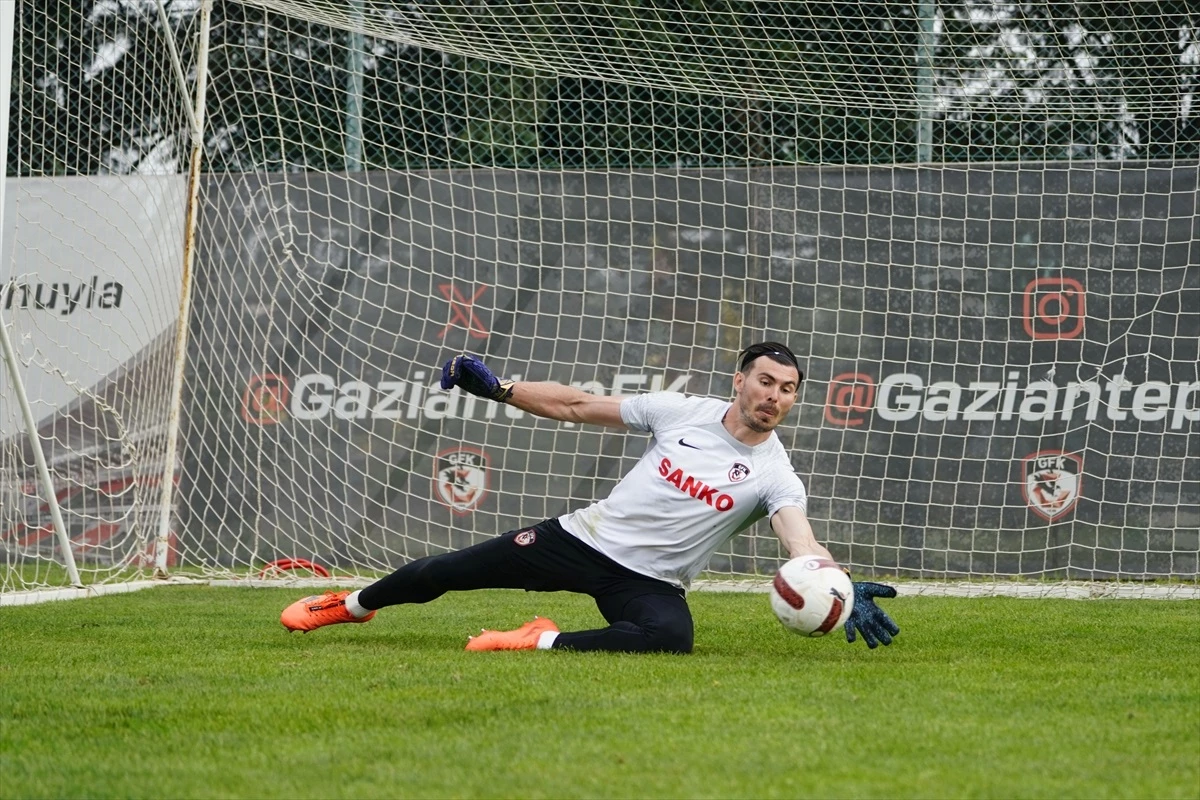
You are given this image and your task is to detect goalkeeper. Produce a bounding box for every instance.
[281,342,900,653]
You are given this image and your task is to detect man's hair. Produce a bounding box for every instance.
[738,341,803,381]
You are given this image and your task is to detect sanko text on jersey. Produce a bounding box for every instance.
[657,457,735,512]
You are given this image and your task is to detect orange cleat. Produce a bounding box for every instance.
[465,616,559,652]
[280,590,376,632]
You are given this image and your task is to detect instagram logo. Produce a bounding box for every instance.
[825,372,876,427]
[1022,277,1086,340]
[242,373,290,425]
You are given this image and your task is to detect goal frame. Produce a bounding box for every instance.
[0,0,83,590]
[0,0,215,604]
[2,2,1197,605]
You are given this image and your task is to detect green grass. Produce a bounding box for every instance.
[2,588,1197,800]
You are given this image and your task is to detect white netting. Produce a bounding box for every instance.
[1,3,199,596]
[3,1,1197,603]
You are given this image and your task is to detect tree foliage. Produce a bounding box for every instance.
[11,0,1200,176]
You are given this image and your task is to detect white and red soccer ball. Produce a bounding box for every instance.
[769,556,854,636]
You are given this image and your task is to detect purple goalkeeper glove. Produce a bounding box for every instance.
[845,580,900,649]
[440,354,514,403]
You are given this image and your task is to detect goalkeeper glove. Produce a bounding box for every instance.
[440,354,515,403]
[844,579,900,649]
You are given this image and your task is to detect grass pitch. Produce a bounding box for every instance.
[1,587,1197,799]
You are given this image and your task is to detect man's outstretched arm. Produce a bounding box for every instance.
[506,380,627,427]
[771,505,900,649]
[441,354,626,428]
[770,506,836,562]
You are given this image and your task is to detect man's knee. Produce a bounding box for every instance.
[597,591,695,653]
[409,556,446,593]
[604,617,692,653]
[642,606,694,654]
[651,620,694,654]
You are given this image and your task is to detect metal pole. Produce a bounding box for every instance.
[916,0,936,163]
[153,0,214,576]
[0,3,81,587]
[154,0,201,141]
[0,290,84,587]
[346,0,365,172]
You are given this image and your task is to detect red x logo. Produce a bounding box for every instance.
[438,283,490,340]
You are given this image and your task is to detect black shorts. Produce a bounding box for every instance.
[358,518,694,652]
[494,517,686,610]
[359,517,685,614]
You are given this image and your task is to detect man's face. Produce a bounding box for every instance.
[732,357,801,433]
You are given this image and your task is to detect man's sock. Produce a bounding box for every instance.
[344,589,372,618]
[537,630,559,650]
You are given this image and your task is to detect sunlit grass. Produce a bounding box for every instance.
[2,587,1197,799]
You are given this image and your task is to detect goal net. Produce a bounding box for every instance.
[3,0,1197,603]
[1,2,199,600]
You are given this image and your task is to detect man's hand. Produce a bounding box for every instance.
[845,581,900,649]
[440,354,514,403]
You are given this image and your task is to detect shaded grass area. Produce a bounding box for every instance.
[2,587,1197,799]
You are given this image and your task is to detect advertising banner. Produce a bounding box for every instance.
[0,175,186,441]
[778,164,1198,576]
[0,176,185,562]
[183,165,1198,577]
[0,176,186,563]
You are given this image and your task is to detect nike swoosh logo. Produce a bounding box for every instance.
[678,438,702,450]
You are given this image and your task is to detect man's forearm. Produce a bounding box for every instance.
[505,381,628,428]
[506,381,590,422]
[441,355,626,428]
[771,506,837,563]
[779,530,835,561]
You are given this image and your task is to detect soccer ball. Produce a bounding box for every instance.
[769,556,854,636]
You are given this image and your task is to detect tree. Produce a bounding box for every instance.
[12,1,194,175]
[935,1,1200,161]
[11,1,1200,176]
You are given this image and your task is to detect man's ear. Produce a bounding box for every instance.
[732,369,744,395]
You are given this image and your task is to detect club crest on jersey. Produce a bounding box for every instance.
[728,462,750,483]
[1021,450,1083,521]
[433,446,490,515]
[514,529,536,546]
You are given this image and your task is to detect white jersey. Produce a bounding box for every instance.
[558,392,808,588]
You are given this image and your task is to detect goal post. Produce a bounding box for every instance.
[154,0,214,578]
[3,0,1197,604]
[1,1,204,601]
[0,0,82,590]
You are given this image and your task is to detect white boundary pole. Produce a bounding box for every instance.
[153,0,213,576]
[0,2,81,588]
[0,288,82,588]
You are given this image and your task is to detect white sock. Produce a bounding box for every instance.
[536,630,559,650]
[344,589,371,618]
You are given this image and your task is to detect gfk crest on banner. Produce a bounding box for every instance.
[433,446,490,515]
[1021,450,1084,521]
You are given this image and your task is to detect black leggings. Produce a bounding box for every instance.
[358,519,694,654]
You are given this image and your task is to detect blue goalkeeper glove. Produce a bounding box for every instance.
[845,580,900,649]
[440,354,514,403]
